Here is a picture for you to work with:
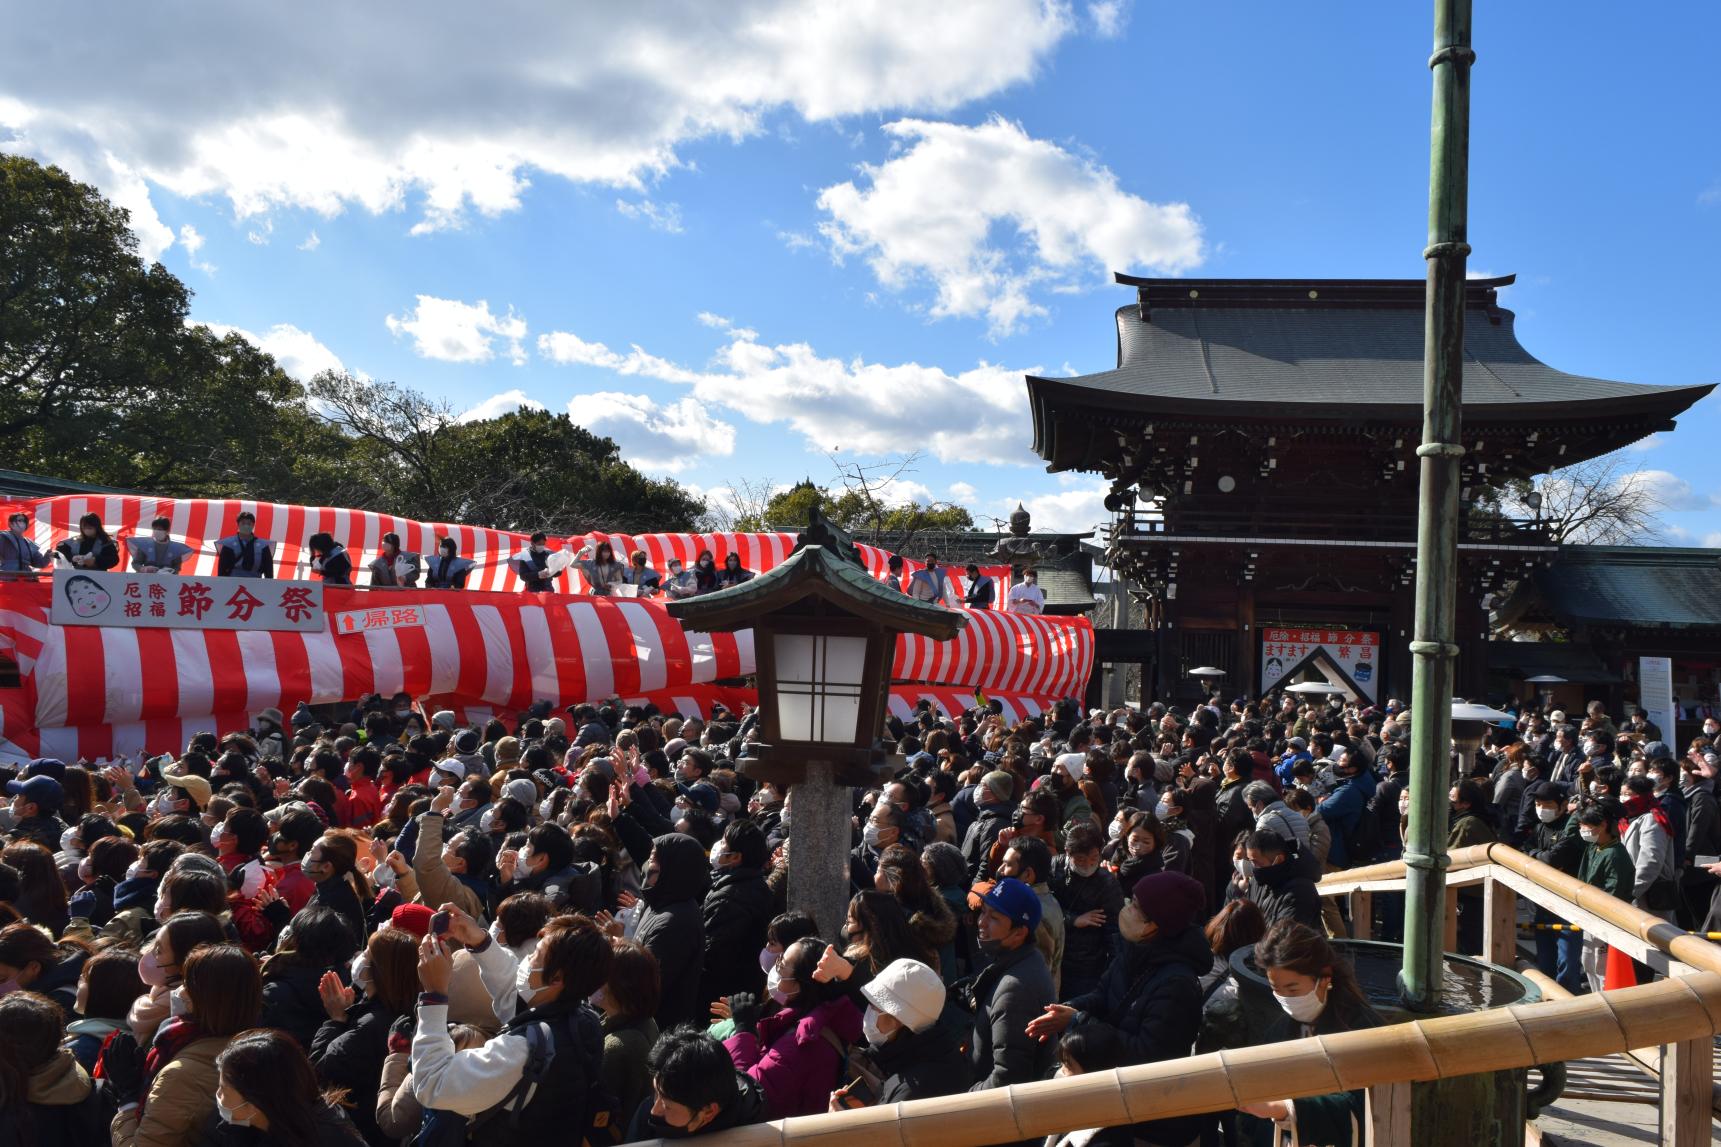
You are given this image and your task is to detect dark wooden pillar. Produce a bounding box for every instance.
[1456,591,1488,699]
[1236,586,1257,701]
[1389,583,1415,703]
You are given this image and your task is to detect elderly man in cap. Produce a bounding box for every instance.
[968,877,1053,1090]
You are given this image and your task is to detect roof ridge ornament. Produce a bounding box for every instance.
[791,506,863,567]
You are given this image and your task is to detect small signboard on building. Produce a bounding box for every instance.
[1260,627,1380,702]
[50,569,325,632]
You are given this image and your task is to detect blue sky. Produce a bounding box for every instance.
[4,2,1717,540]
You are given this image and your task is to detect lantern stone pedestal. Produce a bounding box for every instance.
[665,510,966,941]
[785,761,854,937]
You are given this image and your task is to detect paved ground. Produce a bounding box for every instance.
[1527,1049,1718,1146]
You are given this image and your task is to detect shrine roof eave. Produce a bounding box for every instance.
[1027,376,1713,473]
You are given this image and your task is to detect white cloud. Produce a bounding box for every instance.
[1699,181,1721,207]
[246,218,273,245]
[539,317,1036,464]
[948,481,978,503]
[1088,0,1129,38]
[1625,432,1664,453]
[0,4,1073,238]
[615,198,684,233]
[386,295,527,365]
[1013,478,1111,533]
[1635,469,1719,512]
[198,321,344,382]
[816,116,1203,334]
[571,392,735,474]
[457,388,548,424]
[298,230,321,251]
[178,223,215,274]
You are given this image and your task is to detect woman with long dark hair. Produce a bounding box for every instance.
[1236,922,1382,1146]
[261,905,362,1050]
[309,927,417,1146]
[0,921,87,1013]
[1,842,69,939]
[53,512,118,572]
[214,1028,363,1144]
[875,844,956,977]
[0,990,110,1147]
[113,944,263,1146]
[301,832,373,943]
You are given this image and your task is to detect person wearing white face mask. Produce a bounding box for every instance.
[213,1028,364,1143]
[1050,823,1125,1002]
[1235,921,1383,1146]
[700,821,775,1006]
[409,904,613,1137]
[826,957,969,1109]
[1575,806,1635,991]
[127,515,193,574]
[308,926,419,1145]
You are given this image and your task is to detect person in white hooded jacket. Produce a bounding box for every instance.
[409,902,611,1140]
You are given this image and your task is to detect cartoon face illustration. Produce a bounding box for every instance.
[63,574,111,618]
[1263,656,1285,681]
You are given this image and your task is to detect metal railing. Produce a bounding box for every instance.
[647,845,1719,1147]
[1107,507,1550,549]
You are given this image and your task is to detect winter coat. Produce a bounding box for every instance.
[1526,813,1584,876]
[1684,783,1721,860]
[1580,841,1634,901]
[1067,925,1214,1145]
[1253,802,1310,853]
[1212,778,1255,873]
[636,833,709,1031]
[1048,855,1124,992]
[1242,998,1384,1147]
[263,961,340,1051]
[702,865,775,1002]
[725,994,863,1118]
[962,803,1012,882]
[0,1047,111,1147]
[1622,810,1676,912]
[413,811,489,922]
[602,1014,660,1123]
[873,1019,973,1103]
[64,1016,124,1073]
[1315,770,1378,867]
[311,999,403,1146]
[30,947,87,1015]
[110,1033,228,1147]
[968,939,1054,1090]
[1447,811,1496,851]
[1238,858,1322,931]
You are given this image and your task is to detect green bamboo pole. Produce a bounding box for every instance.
[1401,0,1474,1014]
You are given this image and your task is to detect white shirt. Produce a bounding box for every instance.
[1008,581,1045,614]
[409,937,529,1115]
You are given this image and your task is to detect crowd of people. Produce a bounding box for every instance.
[0,684,1714,1146]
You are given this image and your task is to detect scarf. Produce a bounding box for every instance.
[139,1016,202,1114]
[1619,793,1672,839]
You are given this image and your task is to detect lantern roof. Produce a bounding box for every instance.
[664,509,968,640]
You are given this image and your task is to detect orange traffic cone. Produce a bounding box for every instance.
[1603,945,1637,991]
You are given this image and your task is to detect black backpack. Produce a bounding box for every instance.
[471,1011,622,1147]
[1343,794,1383,864]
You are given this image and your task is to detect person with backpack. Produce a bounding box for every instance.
[409,904,615,1146]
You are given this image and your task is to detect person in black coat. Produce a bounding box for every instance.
[307,532,353,586]
[1232,830,1323,932]
[1028,871,1214,1147]
[701,822,775,1005]
[1048,825,1124,1003]
[310,928,417,1147]
[262,905,361,1051]
[855,958,972,1103]
[52,513,120,573]
[962,773,1015,882]
[636,833,709,1031]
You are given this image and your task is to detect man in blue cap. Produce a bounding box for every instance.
[968,876,1053,1091]
[7,773,66,850]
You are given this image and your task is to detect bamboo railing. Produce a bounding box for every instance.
[647,846,1721,1147]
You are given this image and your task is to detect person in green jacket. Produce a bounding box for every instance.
[1576,805,1635,991]
[1238,922,1384,1147]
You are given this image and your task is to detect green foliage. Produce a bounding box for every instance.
[0,152,704,533]
[736,479,972,540]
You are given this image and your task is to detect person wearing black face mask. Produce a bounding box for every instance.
[636,834,709,1031]
[967,878,1052,1090]
[626,1029,765,1140]
[425,536,474,589]
[1049,824,1123,1002]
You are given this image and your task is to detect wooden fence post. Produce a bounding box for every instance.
[1660,1036,1714,1147]
[1483,875,1519,967]
[1366,1081,1412,1146]
[1349,889,1374,941]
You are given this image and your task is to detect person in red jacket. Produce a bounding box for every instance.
[344,752,383,830]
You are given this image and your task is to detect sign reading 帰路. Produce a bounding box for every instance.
[50,569,325,632]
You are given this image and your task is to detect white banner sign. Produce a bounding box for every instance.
[335,603,428,635]
[50,569,325,632]
[1639,655,1676,746]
